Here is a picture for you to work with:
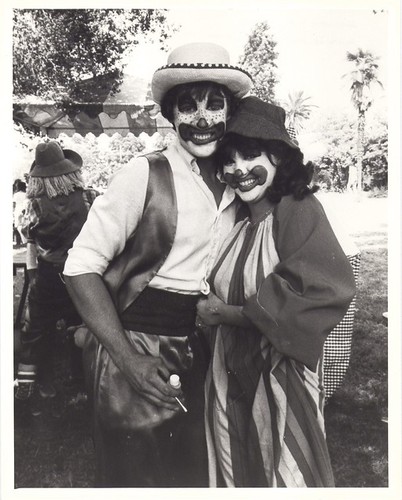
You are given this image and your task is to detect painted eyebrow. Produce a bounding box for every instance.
[207,91,225,101]
[177,93,195,102]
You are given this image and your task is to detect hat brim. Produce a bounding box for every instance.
[152,66,252,104]
[30,149,83,177]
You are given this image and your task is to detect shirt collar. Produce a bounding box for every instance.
[171,137,236,206]
[173,138,234,182]
[173,139,199,173]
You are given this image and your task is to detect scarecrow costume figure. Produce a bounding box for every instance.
[15,141,98,412]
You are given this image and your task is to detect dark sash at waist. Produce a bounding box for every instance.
[120,286,201,337]
[37,258,65,271]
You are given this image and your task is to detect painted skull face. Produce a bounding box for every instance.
[223,147,277,205]
[173,87,228,157]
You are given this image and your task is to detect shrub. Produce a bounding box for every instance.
[363,134,388,190]
[13,128,177,189]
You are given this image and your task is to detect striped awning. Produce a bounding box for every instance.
[13,73,173,138]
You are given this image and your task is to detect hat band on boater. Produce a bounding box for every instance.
[151,42,253,105]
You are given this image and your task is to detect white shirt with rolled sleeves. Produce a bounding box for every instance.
[64,139,237,296]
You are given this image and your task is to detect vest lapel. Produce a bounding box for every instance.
[103,152,177,313]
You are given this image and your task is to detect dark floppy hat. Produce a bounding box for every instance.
[151,42,253,105]
[226,96,299,150]
[30,141,83,178]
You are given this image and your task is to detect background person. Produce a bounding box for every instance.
[13,179,28,246]
[196,96,356,487]
[14,141,99,415]
[63,42,252,487]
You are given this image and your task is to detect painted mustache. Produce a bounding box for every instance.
[224,165,268,191]
[178,122,225,145]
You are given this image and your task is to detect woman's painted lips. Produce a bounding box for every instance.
[236,176,259,191]
[224,173,258,191]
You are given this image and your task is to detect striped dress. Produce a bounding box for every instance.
[205,195,356,487]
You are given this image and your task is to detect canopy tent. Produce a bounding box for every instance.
[13,73,173,138]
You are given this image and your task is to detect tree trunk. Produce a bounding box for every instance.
[348,110,365,192]
[356,111,366,191]
[347,164,358,192]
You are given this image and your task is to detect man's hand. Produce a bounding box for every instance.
[122,352,182,411]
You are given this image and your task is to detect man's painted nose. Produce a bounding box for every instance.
[196,117,209,129]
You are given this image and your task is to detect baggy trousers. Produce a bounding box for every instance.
[19,259,82,380]
[92,330,210,487]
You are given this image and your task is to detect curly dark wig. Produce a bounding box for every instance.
[216,134,319,203]
[160,81,238,125]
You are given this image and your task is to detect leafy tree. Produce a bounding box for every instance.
[12,123,44,181]
[65,132,146,188]
[238,22,278,103]
[310,113,387,192]
[344,48,383,191]
[312,115,356,192]
[282,91,317,138]
[362,126,388,190]
[13,9,174,103]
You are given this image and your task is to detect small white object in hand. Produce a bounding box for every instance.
[169,374,188,413]
[169,374,181,389]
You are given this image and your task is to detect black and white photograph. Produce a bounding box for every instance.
[1,0,400,498]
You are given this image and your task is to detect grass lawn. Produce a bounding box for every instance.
[325,240,388,486]
[13,192,389,488]
[319,193,388,487]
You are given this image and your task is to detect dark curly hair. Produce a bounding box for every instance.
[216,134,318,203]
[160,81,238,126]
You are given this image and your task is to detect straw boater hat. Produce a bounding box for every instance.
[226,96,300,150]
[30,141,83,178]
[151,42,253,105]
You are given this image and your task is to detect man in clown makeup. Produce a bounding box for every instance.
[63,42,252,487]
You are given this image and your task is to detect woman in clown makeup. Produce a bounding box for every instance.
[196,96,356,488]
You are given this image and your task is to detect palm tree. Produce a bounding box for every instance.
[283,91,316,133]
[282,91,317,141]
[344,49,383,191]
